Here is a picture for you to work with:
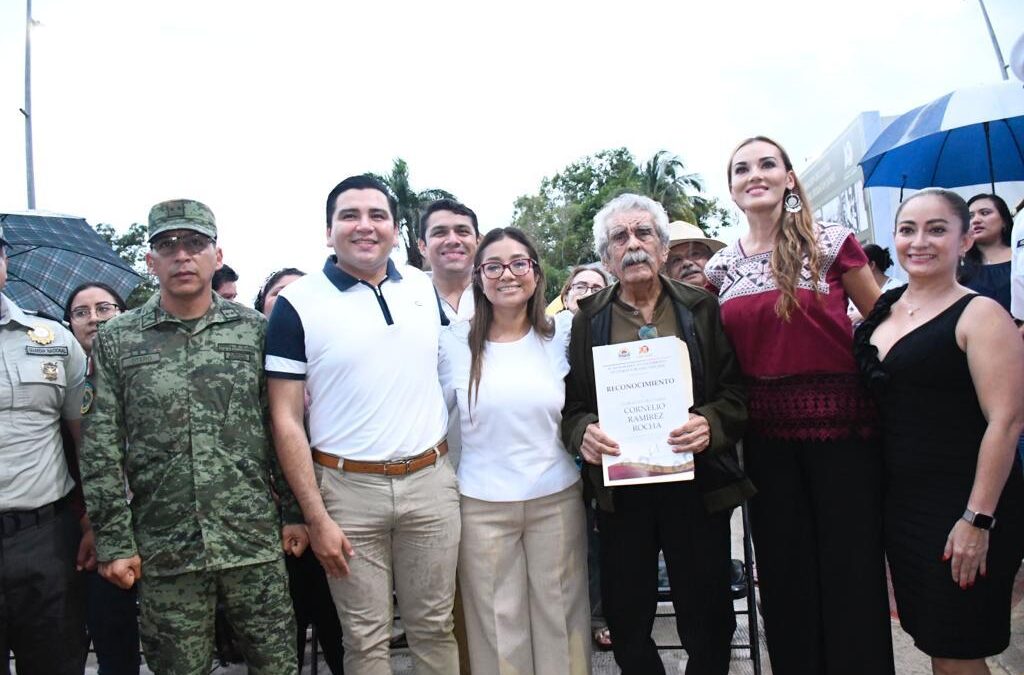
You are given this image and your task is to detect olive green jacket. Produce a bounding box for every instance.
[561,276,755,513]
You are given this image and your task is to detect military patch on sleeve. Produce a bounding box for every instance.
[26,345,70,356]
[121,352,161,368]
[216,343,256,362]
[81,381,95,415]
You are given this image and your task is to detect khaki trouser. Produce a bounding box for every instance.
[320,454,461,675]
[458,482,591,675]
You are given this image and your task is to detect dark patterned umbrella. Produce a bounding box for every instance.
[1,211,144,320]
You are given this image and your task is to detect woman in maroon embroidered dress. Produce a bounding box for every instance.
[704,136,894,674]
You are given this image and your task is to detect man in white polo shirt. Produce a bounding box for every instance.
[266,174,460,675]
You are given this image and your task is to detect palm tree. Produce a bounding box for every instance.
[373,158,456,269]
[639,150,706,224]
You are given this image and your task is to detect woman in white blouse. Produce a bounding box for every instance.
[439,227,590,675]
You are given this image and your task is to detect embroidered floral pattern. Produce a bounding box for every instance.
[746,373,878,441]
[705,222,852,303]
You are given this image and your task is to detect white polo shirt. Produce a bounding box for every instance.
[1011,212,1024,321]
[265,257,449,462]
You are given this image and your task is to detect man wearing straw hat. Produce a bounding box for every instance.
[665,221,725,287]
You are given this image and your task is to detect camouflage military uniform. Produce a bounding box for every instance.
[82,290,299,675]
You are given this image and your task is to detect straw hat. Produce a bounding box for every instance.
[667,221,725,252]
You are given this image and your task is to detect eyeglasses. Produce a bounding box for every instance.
[477,258,537,280]
[638,323,658,340]
[569,281,605,296]
[609,225,657,248]
[150,233,215,257]
[70,302,121,324]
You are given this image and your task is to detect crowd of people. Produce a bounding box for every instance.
[1,134,1023,675]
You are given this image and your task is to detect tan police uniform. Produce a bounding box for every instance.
[0,290,89,674]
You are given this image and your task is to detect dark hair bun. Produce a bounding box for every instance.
[862,244,893,272]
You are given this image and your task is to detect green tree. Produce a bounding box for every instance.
[640,150,704,222]
[94,222,157,308]
[372,158,456,269]
[511,148,731,301]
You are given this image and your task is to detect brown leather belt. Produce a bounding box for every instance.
[312,440,448,476]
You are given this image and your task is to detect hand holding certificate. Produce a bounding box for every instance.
[592,336,696,486]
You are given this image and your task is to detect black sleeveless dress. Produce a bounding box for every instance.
[854,288,1024,659]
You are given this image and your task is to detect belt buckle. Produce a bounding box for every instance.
[384,457,413,476]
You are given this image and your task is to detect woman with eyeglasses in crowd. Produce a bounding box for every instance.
[704,136,893,674]
[556,264,613,651]
[855,189,1024,674]
[438,227,590,674]
[64,282,140,675]
[559,265,610,315]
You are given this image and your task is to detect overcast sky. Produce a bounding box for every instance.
[1,0,1021,302]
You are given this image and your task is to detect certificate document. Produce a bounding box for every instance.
[593,336,695,486]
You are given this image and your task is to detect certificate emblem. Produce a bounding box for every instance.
[41,362,59,381]
[28,324,55,345]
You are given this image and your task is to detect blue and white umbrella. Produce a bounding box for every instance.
[859,81,1024,194]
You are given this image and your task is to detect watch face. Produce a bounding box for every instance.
[973,513,995,530]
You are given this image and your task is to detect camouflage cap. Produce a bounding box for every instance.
[148,199,217,241]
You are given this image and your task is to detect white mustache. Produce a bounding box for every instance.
[622,250,652,267]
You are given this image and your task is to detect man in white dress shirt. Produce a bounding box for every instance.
[419,198,480,322]
[418,197,480,674]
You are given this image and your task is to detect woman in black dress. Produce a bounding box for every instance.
[959,193,1014,313]
[855,188,1024,674]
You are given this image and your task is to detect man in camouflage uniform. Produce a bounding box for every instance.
[81,199,304,675]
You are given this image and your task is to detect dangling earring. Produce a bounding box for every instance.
[783,190,803,213]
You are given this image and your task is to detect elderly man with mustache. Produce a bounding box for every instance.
[561,194,753,675]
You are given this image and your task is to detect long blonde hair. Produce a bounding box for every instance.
[728,136,821,321]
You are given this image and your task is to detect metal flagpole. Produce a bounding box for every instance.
[22,0,36,209]
[977,0,1009,81]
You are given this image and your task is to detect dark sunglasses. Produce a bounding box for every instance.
[150,233,215,256]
